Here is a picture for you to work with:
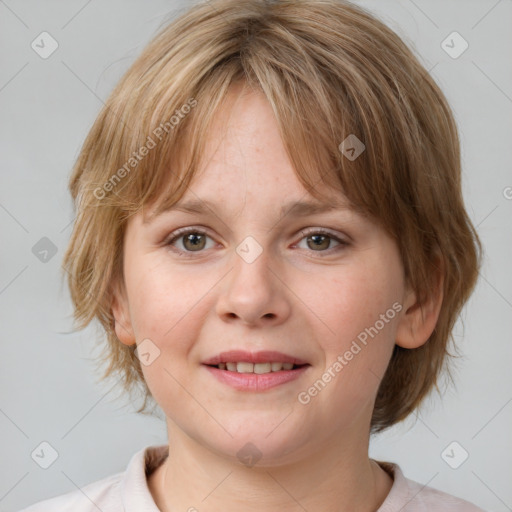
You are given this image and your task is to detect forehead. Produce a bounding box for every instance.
[197,86,289,176]
[144,85,354,223]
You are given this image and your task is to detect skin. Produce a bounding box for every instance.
[111,82,443,512]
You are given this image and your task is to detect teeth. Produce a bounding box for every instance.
[237,362,254,373]
[254,363,271,374]
[216,362,300,373]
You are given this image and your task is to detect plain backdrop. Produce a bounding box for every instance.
[1,1,511,511]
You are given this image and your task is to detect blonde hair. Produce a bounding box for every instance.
[63,0,481,433]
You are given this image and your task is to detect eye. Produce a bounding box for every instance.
[164,227,216,256]
[295,228,348,256]
[164,227,349,257]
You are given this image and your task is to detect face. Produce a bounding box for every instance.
[112,84,418,466]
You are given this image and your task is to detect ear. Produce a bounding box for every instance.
[110,277,136,346]
[395,253,444,349]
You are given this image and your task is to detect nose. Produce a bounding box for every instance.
[215,244,291,327]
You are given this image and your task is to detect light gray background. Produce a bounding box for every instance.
[1,1,511,511]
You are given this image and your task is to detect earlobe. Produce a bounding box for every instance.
[395,256,444,350]
[110,280,136,346]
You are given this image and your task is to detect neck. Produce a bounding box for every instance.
[149,423,393,512]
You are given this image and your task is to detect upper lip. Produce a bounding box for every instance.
[202,350,309,366]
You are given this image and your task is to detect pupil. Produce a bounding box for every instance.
[185,233,205,250]
[183,234,329,251]
[309,234,328,250]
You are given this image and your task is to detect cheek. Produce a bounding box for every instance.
[124,260,212,403]
[309,255,404,390]
[124,257,211,345]
[323,266,401,340]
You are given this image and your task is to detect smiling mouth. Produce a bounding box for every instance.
[205,362,309,374]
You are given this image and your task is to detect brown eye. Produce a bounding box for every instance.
[306,234,332,251]
[296,229,348,256]
[165,228,214,255]
[182,232,207,251]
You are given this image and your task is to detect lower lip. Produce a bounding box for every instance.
[203,364,310,391]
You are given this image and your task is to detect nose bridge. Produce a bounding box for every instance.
[215,233,290,326]
[230,234,274,298]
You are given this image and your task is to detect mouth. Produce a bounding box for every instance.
[204,361,309,373]
[201,350,311,390]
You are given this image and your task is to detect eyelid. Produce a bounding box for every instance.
[293,227,350,253]
[162,226,214,246]
[297,227,349,242]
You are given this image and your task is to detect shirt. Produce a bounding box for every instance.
[19,444,487,511]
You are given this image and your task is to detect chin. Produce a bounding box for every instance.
[202,426,308,468]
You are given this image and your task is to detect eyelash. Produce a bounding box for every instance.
[163,227,349,258]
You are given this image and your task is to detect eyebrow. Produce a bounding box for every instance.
[148,198,350,222]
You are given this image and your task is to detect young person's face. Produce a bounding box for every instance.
[112,84,419,465]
